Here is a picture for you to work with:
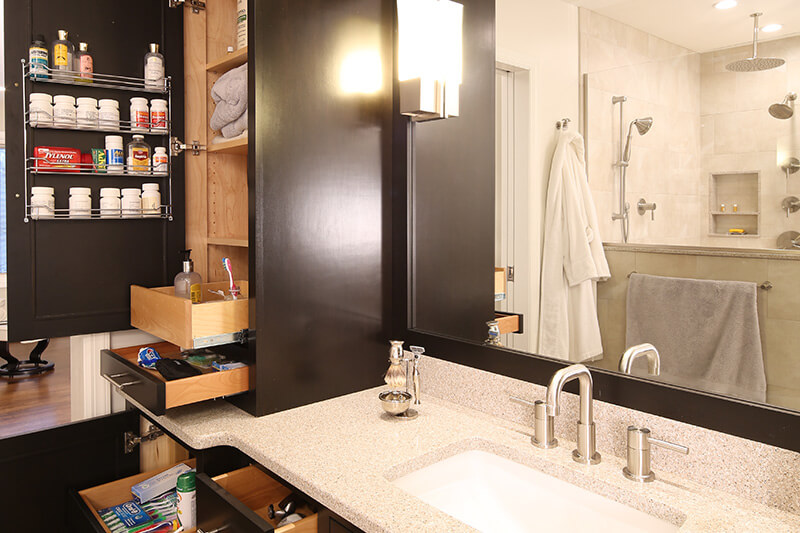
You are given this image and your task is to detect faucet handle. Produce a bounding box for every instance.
[623,426,688,483]
[510,397,558,449]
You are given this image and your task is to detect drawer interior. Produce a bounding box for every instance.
[79,459,197,533]
[111,342,249,409]
[213,466,318,532]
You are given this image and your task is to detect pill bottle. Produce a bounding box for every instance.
[99,188,121,218]
[150,99,168,132]
[142,183,161,217]
[130,97,150,132]
[29,93,53,127]
[153,147,168,176]
[98,99,120,130]
[121,188,142,218]
[53,94,76,128]
[30,186,55,219]
[144,43,165,89]
[126,135,151,175]
[105,135,124,174]
[76,97,98,129]
[69,187,92,219]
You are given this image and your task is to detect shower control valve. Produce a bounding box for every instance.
[637,198,656,220]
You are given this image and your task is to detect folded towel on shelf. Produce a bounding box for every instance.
[221,108,248,139]
[626,273,766,402]
[210,63,247,132]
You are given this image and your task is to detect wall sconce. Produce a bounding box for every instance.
[397,0,463,121]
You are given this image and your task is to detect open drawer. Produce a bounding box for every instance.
[78,459,197,533]
[131,281,249,349]
[494,311,523,335]
[197,465,318,533]
[101,342,249,415]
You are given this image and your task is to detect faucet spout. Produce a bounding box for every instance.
[618,343,661,375]
[545,364,601,465]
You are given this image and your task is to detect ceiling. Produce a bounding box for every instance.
[564,0,800,53]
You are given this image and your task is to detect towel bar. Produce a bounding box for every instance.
[625,271,772,290]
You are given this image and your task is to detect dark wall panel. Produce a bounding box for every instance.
[4,0,185,341]
[408,0,496,343]
[250,0,392,414]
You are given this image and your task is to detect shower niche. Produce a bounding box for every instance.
[709,171,760,237]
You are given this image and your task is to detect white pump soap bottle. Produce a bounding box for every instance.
[174,249,202,303]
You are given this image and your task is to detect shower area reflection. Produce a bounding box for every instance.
[583,24,799,250]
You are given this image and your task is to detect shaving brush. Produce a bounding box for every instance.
[384,340,406,389]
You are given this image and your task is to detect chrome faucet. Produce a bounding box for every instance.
[618,343,661,375]
[546,364,601,465]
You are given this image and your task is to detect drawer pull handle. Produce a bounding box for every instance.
[102,372,141,390]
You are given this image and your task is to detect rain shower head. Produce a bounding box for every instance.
[623,117,653,163]
[726,13,786,72]
[769,92,797,119]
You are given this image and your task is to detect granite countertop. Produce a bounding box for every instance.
[130,388,800,532]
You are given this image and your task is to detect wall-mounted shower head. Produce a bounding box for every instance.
[726,13,786,72]
[769,92,797,119]
[623,117,653,163]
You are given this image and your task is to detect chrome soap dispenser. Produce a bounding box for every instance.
[174,249,202,303]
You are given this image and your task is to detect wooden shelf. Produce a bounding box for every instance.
[208,237,248,247]
[208,136,248,155]
[207,46,247,72]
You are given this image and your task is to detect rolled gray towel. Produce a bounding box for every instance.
[221,109,248,138]
[210,63,247,131]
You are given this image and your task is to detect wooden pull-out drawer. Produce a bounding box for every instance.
[78,459,197,533]
[131,281,249,350]
[494,311,522,335]
[101,342,249,415]
[197,466,318,533]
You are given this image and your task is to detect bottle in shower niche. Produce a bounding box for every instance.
[126,135,151,175]
[75,42,93,83]
[51,30,74,80]
[29,34,49,80]
[144,43,165,89]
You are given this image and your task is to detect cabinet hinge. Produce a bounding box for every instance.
[124,425,165,454]
[171,137,207,156]
[169,0,206,13]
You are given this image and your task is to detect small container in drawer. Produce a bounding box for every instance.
[131,281,249,349]
[78,459,197,533]
[197,465,318,533]
[101,342,249,415]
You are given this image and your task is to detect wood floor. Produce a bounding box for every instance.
[0,337,71,439]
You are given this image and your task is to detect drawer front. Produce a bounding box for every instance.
[197,472,273,533]
[100,350,165,415]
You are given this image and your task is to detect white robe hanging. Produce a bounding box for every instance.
[538,130,610,362]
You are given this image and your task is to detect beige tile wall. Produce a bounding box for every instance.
[701,36,800,249]
[595,246,800,410]
[580,10,703,246]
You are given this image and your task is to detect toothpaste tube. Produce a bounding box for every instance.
[131,463,193,504]
[33,146,81,172]
[137,347,161,369]
[211,361,247,371]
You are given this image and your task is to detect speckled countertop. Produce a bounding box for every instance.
[129,389,800,532]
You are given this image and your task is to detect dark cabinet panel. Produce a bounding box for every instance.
[249,0,392,415]
[4,0,185,341]
[406,0,496,343]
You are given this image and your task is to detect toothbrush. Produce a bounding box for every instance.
[222,257,241,299]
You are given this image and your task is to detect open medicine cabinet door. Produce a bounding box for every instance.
[4,0,186,341]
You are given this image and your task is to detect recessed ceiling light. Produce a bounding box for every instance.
[713,0,738,9]
[762,23,783,33]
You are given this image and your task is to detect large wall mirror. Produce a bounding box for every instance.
[408,0,800,425]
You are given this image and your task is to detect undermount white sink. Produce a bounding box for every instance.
[392,450,680,533]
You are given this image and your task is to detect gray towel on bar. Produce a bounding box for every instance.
[210,63,248,132]
[626,273,766,402]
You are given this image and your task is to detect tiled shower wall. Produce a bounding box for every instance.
[595,246,800,410]
[581,9,800,248]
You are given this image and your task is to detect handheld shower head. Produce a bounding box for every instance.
[769,92,797,119]
[623,117,653,163]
